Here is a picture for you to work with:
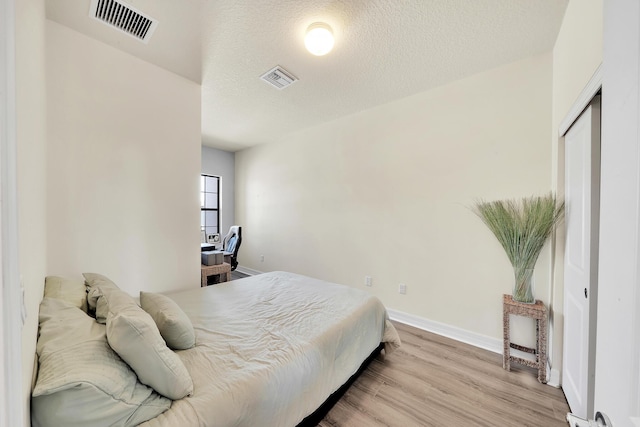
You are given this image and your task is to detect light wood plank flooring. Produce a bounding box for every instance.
[231,269,250,281]
[318,321,569,427]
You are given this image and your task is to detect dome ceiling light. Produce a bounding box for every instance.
[304,22,334,56]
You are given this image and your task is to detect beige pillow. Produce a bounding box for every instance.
[32,298,170,427]
[140,292,196,350]
[97,287,194,400]
[83,272,120,321]
[43,276,88,313]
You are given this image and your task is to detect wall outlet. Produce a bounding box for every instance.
[260,255,264,262]
[399,283,407,294]
[364,276,372,287]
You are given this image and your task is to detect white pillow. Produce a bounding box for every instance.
[84,272,120,317]
[97,286,194,400]
[43,276,88,313]
[140,291,196,350]
[32,298,170,427]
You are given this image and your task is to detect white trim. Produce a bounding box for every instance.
[387,308,561,387]
[0,0,23,426]
[387,308,502,354]
[559,63,603,137]
[548,366,561,388]
[235,265,262,276]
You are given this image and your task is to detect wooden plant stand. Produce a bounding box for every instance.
[502,294,548,383]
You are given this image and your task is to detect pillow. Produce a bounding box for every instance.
[140,292,196,350]
[31,298,170,427]
[97,287,194,400]
[83,272,120,321]
[43,276,88,313]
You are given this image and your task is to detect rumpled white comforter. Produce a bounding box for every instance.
[139,271,400,427]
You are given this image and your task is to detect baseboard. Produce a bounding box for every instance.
[235,265,263,276]
[388,308,562,387]
[387,308,502,354]
[547,366,560,388]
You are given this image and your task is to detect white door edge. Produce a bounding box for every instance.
[0,0,24,426]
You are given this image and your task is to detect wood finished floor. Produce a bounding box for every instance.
[230,269,250,281]
[317,321,570,427]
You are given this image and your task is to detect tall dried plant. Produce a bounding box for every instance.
[473,194,565,303]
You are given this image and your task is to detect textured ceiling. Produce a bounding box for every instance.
[46,0,203,82]
[46,0,568,152]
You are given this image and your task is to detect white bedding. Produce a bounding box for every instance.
[140,271,400,427]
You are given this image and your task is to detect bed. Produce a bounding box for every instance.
[31,271,401,427]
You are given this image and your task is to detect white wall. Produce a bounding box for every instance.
[45,21,201,295]
[201,146,235,238]
[0,0,12,421]
[550,0,602,382]
[15,0,47,423]
[595,1,640,424]
[236,53,552,342]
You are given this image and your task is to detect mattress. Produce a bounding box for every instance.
[139,271,400,427]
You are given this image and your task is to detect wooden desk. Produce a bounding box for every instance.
[201,263,231,287]
[502,294,548,383]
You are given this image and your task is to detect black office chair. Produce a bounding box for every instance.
[222,225,242,271]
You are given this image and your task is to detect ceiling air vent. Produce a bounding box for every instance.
[260,66,298,90]
[89,0,158,43]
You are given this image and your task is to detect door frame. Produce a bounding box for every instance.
[594,0,640,423]
[551,64,602,389]
[0,0,24,426]
[559,65,602,137]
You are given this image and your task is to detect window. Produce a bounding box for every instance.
[200,174,220,240]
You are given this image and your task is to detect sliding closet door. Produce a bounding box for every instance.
[562,96,601,419]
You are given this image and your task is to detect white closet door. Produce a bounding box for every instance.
[562,97,601,419]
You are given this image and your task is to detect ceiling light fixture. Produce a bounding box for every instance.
[304,22,334,56]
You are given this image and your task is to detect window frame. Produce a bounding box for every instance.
[200,174,221,239]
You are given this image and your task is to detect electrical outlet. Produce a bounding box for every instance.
[364,276,372,287]
[260,255,264,262]
[399,283,407,294]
